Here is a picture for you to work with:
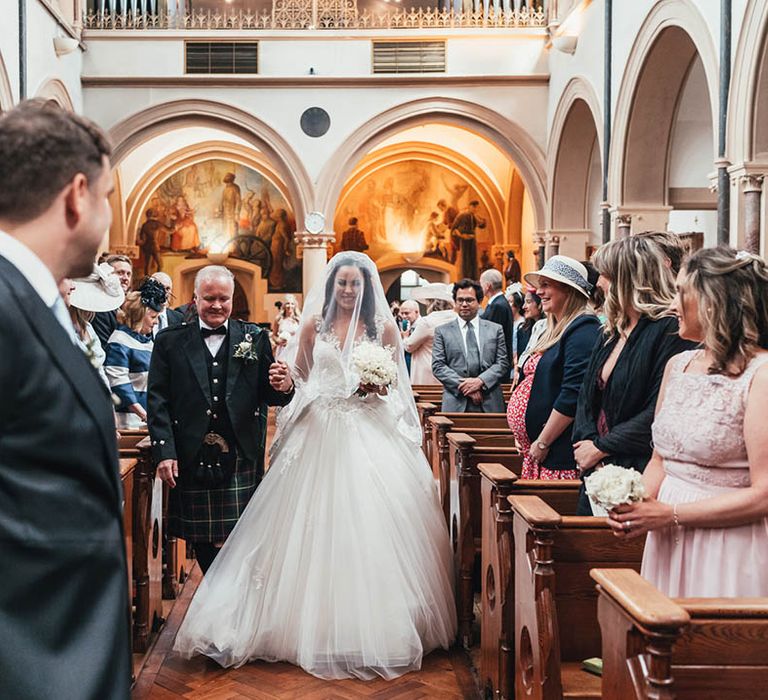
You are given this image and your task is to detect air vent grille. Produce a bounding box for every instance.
[185,41,258,74]
[372,41,446,74]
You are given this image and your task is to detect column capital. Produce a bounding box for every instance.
[295,231,335,249]
[741,174,765,194]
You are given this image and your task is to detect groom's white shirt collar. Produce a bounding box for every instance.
[0,229,59,307]
[198,318,230,356]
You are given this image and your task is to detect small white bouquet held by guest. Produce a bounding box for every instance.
[584,464,646,516]
[352,340,398,397]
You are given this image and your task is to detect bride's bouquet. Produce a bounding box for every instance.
[352,341,398,397]
[583,464,646,516]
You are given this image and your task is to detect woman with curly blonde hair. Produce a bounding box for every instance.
[608,246,768,597]
[572,234,695,514]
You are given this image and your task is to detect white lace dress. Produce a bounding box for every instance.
[641,350,768,597]
[173,327,457,680]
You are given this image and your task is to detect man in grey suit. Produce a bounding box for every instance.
[432,278,509,413]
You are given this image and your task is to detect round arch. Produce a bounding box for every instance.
[729,0,768,162]
[108,100,314,226]
[547,77,603,231]
[123,140,298,248]
[316,97,547,234]
[34,78,75,111]
[608,0,719,209]
[0,51,13,111]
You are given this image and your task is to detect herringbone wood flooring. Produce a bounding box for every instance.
[133,565,479,700]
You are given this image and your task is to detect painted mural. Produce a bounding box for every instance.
[335,160,494,280]
[135,159,300,292]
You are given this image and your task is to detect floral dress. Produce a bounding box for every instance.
[507,354,579,480]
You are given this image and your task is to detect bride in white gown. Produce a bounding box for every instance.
[173,252,457,680]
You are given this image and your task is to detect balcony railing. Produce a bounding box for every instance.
[83,1,547,30]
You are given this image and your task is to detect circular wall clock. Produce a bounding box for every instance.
[304,211,326,234]
[300,107,331,138]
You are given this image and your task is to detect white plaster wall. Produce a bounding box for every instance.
[585,136,601,243]
[82,83,549,185]
[668,56,714,188]
[26,0,84,109]
[0,1,20,104]
[668,209,717,246]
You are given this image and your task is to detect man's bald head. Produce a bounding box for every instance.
[151,271,172,306]
[400,299,421,325]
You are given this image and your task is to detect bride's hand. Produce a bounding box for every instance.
[359,383,387,396]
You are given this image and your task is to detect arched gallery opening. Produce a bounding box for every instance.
[333,122,536,300]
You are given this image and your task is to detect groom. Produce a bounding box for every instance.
[147,265,294,572]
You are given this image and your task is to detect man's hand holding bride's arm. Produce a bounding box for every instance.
[269,361,294,393]
[359,382,388,396]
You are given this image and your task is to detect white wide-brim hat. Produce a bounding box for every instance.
[70,262,126,312]
[409,282,454,304]
[524,255,591,299]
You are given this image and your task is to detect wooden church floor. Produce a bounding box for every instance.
[132,564,480,700]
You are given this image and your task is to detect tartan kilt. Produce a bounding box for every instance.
[168,456,262,543]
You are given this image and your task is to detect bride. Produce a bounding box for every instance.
[173,252,457,680]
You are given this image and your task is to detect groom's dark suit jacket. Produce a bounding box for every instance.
[0,257,131,700]
[148,320,292,469]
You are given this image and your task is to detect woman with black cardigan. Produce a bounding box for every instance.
[507,256,601,479]
[572,235,696,514]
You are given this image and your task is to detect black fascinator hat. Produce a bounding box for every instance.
[138,277,168,312]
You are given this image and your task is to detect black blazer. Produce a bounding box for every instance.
[147,320,293,469]
[166,306,185,327]
[525,314,602,469]
[92,308,118,347]
[572,316,696,469]
[0,257,130,699]
[483,294,514,374]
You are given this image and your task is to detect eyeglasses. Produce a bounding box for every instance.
[455,298,477,306]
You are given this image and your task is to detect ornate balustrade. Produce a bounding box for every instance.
[84,4,547,30]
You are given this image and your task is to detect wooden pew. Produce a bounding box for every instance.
[131,436,164,653]
[478,464,582,700]
[415,401,438,461]
[593,568,768,700]
[429,413,511,516]
[119,457,136,653]
[447,432,521,647]
[509,495,645,700]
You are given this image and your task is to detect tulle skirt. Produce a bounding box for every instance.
[173,396,457,680]
[641,461,768,597]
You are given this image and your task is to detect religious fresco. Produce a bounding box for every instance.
[335,160,494,281]
[135,159,301,292]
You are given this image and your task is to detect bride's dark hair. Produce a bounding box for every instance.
[322,255,378,339]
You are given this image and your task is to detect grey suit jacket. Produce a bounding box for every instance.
[432,317,509,412]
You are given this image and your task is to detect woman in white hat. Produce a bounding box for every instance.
[403,283,458,385]
[60,262,126,387]
[506,255,601,479]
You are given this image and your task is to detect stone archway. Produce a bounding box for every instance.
[317,97,547,235]
[548,77,603,257]
[107,100,314,227]
[609,0,718,234]
[0,51,13,111]
[34,78,75,111]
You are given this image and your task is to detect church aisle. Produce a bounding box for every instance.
[132,564,479,700]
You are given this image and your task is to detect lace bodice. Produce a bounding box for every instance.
[653,350,768,475]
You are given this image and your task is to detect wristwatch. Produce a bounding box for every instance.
[536,440,549,450]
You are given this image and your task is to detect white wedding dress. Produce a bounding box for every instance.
[173,320,457,680]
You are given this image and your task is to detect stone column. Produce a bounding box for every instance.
[616,214,632,239]
[296,232,335,294]
[547,235,560,259]
[742,174,764,254]
[534,235,546,269]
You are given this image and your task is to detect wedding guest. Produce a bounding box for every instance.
[67,261,126,387]
[0,99,130,699]
[92,252,133,346]
[514,286,545,383]
[573,236,695,514]
[507,256,600,479]
[609,247,768,597]
[150,270,184,336]
[271,294,302,359]
[403,284,457,384]
[400,299,421,373]
[504,282,525,365]
[481,268,514,379]
[635,230,686,275]
[433,278,509,412]
[105,278,165,428]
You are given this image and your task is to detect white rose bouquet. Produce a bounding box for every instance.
[351,341,398,397]
[583,464,646,516]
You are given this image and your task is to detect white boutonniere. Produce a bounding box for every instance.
[233,332,258,363]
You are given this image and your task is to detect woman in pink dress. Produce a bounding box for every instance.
[609,247,768,597]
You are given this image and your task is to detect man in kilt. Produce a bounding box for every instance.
[147,265,294,572]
